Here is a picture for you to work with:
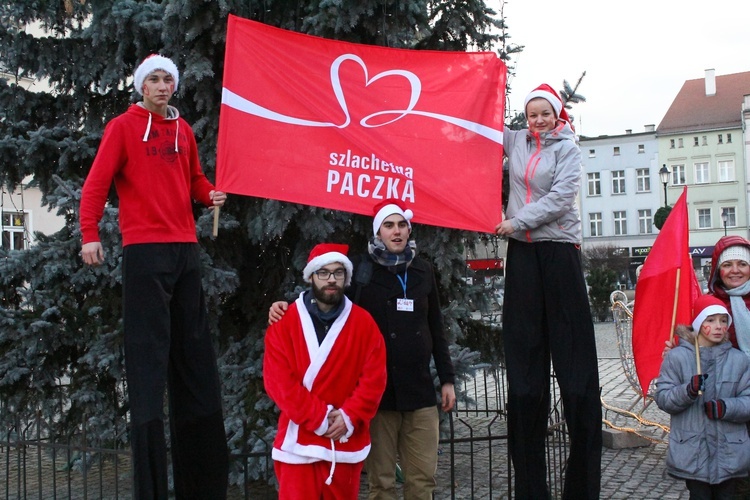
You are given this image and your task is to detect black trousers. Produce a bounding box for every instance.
[123,243,228,499]
[502,239,602,499]
[685,478,737,499]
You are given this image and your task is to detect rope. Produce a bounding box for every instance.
[600,397,670,445]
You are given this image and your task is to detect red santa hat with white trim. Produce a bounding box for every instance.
[133,54,180,95]
[372,199,414,237]
[302,243,354,287]
[691,294,732,332]
[524,83,573,129]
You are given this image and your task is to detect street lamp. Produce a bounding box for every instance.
[722,208,728,236]
[659,164,670,207]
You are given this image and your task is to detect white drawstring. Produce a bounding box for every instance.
[174,120,179,152]
[142,113,152,142]
[141,111,178,153]
[325,438,336,485]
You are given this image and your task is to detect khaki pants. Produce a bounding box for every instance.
[366,407,439,500]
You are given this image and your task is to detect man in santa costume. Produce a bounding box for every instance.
[264,243,387,499]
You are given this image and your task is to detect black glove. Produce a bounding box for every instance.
[687,374,709,399]
[704,399,726,420]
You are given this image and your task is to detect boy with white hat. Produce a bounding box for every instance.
[656,294,750,498]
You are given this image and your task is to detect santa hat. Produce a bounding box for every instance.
[302,243,353,287]
[133,54,180,96]
[372,199,414,237]
[524,83,572,127]
[718,245,750,267]
[691,294,731,332]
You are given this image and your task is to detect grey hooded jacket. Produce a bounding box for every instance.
[503,121,582,244]
[655,325,750,484]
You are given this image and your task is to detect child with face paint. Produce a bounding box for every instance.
[656,294,750,499]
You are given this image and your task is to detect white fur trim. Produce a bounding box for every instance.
[134,55,179,96]
[372,204,414,237]
[302,252,353,287]
[524,89,562,117]
[692,304,732,332]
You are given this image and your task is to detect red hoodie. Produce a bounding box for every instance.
[80,104,214,246]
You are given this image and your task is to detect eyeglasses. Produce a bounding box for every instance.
[314,269,347,280]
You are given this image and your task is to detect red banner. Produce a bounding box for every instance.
[217,15,505,232]
[632,187,700,398]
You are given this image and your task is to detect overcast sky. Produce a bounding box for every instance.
[491,0,749,137]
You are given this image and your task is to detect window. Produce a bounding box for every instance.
[718,134,724,144]
[702,136,707,146]
[718,159,735,182]
[721,207,737,228]
[693,137,699,147]
[589,213,602,237]
[727,133,732,143]
[637,144,645,154]
[697,208,712,229]
[1,212,28,250]
[612,170,625,195]
[678,138,684,148]
[587,172,601,196]
[670,139,675,149]
[671,164,686,185]
[613,146,620,156]
[613,211,627,235]
[636,168,650,192]
[694,162,710,184]
[638,209,653,234]
[588,149,596,158]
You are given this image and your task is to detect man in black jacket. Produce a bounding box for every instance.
[269,199,455,499]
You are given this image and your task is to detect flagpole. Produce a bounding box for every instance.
[670,268,681,345]
[694,335,702,373]
[212,207,220,238]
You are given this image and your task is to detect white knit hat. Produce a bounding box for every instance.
[691,294,732,332]
[372,199,414,237]
[133,54,179,95]
[302,243,353,287]
[718,245,750,267]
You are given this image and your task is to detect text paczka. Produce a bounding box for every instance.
[327,171,415,202]
[327,149,415,202]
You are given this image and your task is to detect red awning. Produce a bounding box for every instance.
[467,258,504,270]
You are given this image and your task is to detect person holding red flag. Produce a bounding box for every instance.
[80,54,229,499]
[655,294,750,498]
[495,84,601,499]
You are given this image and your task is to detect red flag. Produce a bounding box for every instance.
[216,15,505,232]
[632,186,700,398]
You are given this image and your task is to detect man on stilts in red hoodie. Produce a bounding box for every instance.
[80,54,228,499]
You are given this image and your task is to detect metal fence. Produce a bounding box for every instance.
[1,368,568,499]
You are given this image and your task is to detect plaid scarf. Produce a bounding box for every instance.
[368,237,417,271]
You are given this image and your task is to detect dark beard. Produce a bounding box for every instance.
[312,281,344,307]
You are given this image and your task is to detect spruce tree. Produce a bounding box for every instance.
[0,0,518,485]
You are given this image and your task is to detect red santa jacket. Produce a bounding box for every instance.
[263,293,386,464]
